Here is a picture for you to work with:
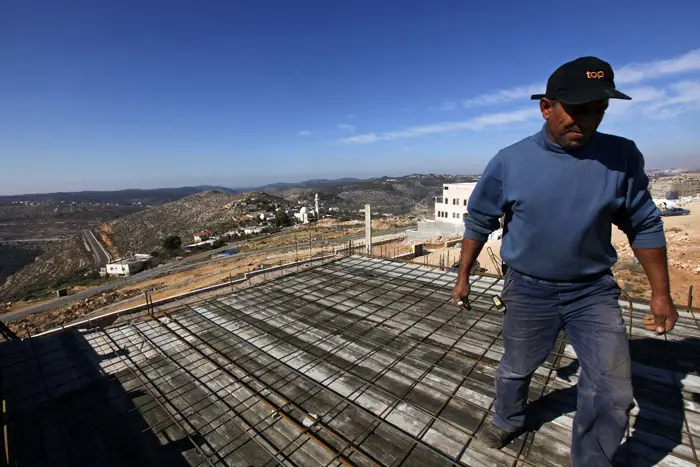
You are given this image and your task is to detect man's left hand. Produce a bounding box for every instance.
[643,294,678,335]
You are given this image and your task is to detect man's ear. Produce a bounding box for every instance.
[540,98,554,119]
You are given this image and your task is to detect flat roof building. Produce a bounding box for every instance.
[434,183,477,225]
[105,254,152,277]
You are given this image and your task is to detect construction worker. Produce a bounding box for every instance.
[451,56,678,467]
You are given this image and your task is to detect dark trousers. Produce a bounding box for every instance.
[495,268,634,467]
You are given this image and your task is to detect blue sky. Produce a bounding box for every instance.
[1,0,700,195]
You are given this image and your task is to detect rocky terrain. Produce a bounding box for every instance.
[261,174,479,215]
[0,203,146,297]
[7,288,144,336]
[0,203,144,242]
[0,174,474,302]
[102,190,291,256]
[612,198,700,304]
[0,244,44,285]
[0,234,93,301]
[0,185,237,206]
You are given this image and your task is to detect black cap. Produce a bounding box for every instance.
[531,56,631,104]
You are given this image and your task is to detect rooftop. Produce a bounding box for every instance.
[1,256,699,466]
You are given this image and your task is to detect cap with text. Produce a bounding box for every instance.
[531,56,632,104]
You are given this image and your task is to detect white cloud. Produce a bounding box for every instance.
[350,50,700,145]
[461,48,700,109]
[298,130,311,136]
[604,86,668,120]
[347,114,356,119]
[644,80,700,119]
[433,100,458,111]
[593,80,700,123]
[337,123,356,132]
[343,108,538,143]
[344,78,700,144]
[463,84,543,108]
[616,49,700,84]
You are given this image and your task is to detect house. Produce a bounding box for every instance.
[105,254,152,277]
[193,231,213,242]
[184,239,217,252]
[244,226,264,235]
[434,182,477,225]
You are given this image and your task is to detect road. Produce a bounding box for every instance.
[1,226,412,323]
[83,229,111,266]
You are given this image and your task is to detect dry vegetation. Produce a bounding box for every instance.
[238,218,415,251]
[0,234,94,302]
[102,190,290,257]
[6,246,333,336]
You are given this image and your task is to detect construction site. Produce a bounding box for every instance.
[0,246,699,466]
[1,194,700,467]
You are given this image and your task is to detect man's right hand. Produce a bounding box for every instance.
[451,279,470,307]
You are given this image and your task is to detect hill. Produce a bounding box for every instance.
[259,174,479,215]
[102,190,290,256]
[0,185,238,206]
[0,234,93,302]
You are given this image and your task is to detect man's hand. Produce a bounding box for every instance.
[643,294,678,335]
[451,279,470,307]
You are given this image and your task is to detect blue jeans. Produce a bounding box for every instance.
[494,268,633,467]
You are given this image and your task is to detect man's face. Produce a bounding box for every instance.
[540,98,608,150]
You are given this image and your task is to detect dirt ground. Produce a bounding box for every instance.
[238,218,414,252]
[613,198,700,305]
[6,244,337,336]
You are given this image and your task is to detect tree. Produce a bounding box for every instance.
[275,208,291,227]
[162,235,182,251]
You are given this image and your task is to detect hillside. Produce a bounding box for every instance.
[0,235,93,301]
[260,174,479,215]
[0,185,238,206]
[102,190,290,256]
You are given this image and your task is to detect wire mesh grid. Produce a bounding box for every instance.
[1,255,699,467]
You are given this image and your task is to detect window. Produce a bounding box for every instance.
[463,199,467,206]
[453,198,458,205]
[444,198,448,204]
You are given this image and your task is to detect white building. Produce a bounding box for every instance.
[244,225,265,235]
[434,182,477,225]
[293,207,316,224]
[106,254,152,277]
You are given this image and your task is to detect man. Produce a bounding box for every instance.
[451,56,678,467]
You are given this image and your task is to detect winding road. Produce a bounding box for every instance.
[83,229,111,266]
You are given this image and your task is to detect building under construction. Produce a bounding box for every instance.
[0,255,699,466]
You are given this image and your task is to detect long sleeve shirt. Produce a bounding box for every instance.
[464,124,665,281]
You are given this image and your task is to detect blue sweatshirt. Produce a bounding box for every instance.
[464,124,665,281]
